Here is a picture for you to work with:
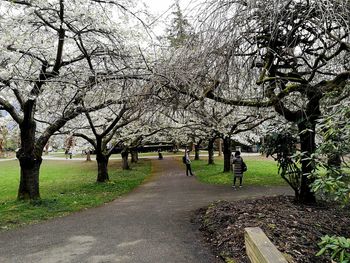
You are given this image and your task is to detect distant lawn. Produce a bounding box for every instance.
[0,159,151,230]
[47,151,179,159]
[46,150,217,159]
[191,156,286,186]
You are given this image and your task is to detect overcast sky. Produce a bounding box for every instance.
[146,0,177,15]
[144,0,200,35]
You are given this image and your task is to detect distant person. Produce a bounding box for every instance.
[68,149,73,159]
[183,150,194,176]
[232,151,247,188]
[158,148,163,160]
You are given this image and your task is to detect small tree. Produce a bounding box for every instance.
[262,132,303,201]
[166,0,192,48]
[310,100,350,263]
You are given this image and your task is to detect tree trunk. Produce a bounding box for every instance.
[223,136,232,172]
[208,138,215,165]
[131,150,138,163]
[121,150,130,170]
[297,122,317,204]
[96,154,109,182]
[17,157,42,200]
[17,116,42,200]
[218,138,222,156]
[86,150,91,162]
[194,140,202,161]
[173,143,179,154]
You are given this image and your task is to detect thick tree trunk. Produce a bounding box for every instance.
[17,116,42,200]
[121,150,130,170]
[297,122,317,204]
[96,153,109,182]
[218,138,222,157]
[131,150,138,163]
[86,151,91,162]
[194,140,202,161]
[17,157,42,200]
[208,138,215,165]
[223,137,232,172]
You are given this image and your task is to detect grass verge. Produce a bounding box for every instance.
[191,156,286,186]
[0,159,151,230]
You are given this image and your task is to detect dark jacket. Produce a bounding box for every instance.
[232,156,243,177]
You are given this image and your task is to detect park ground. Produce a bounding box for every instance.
[0,154,288,263]
[0,153,281,230]
[0,154,347,262]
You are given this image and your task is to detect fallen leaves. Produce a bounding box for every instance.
[194,195,350,263]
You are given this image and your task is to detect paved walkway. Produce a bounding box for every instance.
[0,158,290,263]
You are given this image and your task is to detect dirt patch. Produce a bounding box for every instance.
[193,195,350,263]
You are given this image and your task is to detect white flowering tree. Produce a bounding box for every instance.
[185,99,273,170]
[0,0,147,200]
[73,103,144,181]
[156,0,350,204]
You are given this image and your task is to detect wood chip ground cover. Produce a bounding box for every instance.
[194,195,350,263]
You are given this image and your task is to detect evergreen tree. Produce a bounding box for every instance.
[167,0,192,48]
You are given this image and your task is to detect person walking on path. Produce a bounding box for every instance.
[158,148,163,160]
[232,150,245,188]
[184,150,194,176]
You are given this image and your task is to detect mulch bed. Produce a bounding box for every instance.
[193,195,350,263]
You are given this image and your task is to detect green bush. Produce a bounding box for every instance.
[317,235,350,263]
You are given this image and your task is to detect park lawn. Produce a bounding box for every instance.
[0,159,151,230]
[47,152,178,159]
[191,156,286,186]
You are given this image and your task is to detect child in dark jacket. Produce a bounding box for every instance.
[232,151,244,188]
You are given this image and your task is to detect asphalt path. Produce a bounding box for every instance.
[0,158,290,263]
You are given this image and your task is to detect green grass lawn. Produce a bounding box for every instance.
[0,159,151,230]
[191,156,286,186]
[46,150,215,159]
[47,151,179,159]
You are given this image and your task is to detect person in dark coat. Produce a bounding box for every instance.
[232,150,244,188]
[184,150,194,176]
[157,148,163,160]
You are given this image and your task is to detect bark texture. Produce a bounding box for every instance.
[208,138,215,165]
[121,150,130,170]
[223,137,232,172]
[96,154,109,182]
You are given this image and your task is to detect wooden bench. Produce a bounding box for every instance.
[245,227,289,263]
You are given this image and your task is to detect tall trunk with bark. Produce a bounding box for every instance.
[297,121,317,204]
[208,138,215,165]
[223,136,232,172]
[0,137,4,158]
[194,139,202,161]
[121,149,130,170]
[218,138,222,157]
[96,152,109,182]
[17,157,42,200]
[86,150,91,162]
[17,116,41,200]
[131,150,138,163]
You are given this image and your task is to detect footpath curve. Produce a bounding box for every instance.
[0,158,290,263]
